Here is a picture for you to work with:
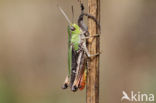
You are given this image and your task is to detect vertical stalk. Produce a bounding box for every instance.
[87,0,100,103]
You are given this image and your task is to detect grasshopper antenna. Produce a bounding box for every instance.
[58,6,72,24]
[71,5,74,23]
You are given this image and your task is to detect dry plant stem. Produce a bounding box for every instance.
[86,0,100,103]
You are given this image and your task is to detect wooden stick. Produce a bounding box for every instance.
[86,0,100,103]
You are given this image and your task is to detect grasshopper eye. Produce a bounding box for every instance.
[70,26,76,31]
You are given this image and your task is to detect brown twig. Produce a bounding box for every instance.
[86,0,100,103]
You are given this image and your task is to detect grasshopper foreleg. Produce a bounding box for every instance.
[82,43,100,58]
[82,34,100,40]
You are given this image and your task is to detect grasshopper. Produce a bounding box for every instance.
[59,3,100,92]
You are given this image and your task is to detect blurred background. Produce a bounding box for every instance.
[0,0,156,103]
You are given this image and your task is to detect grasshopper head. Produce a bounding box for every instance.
[68,24,81,35]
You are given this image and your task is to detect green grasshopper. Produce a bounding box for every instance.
[59,3,100,92]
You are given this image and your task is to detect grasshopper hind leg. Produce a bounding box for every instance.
[71,52,87,92]
[72,85,78,92]
[62,76,69,89]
